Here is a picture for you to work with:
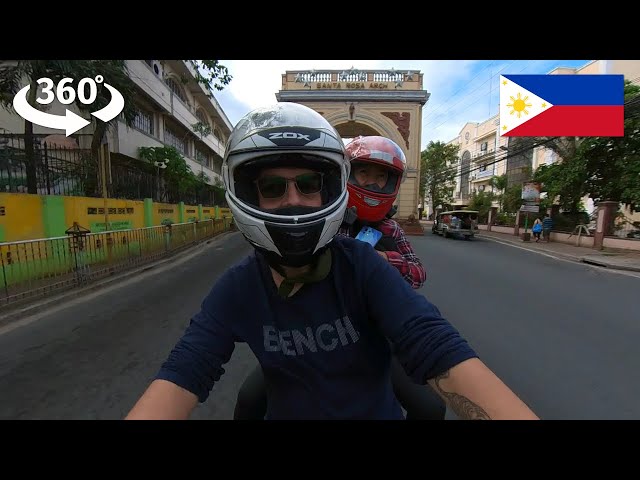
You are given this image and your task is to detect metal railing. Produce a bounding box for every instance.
[0,218,234,308]
[613,219,640,240]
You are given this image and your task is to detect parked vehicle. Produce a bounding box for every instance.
[432,210,479,240]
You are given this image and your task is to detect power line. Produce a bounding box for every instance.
[432,137,557,184]
[426,61,534,132]
[422,61,500,120]
[426,65,639,148]
[424,60,525,128]
[425,92,640,186]
[422,139,548,195]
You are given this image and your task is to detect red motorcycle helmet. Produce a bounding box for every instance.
[345,135,407,222]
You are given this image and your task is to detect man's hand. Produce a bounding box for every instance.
[376,250,388,261]
[427,358,539,420]
[125,379,198,420]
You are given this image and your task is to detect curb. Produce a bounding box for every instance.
[480,234,585,262]
[0,231,236,329]
[580,256,640,272]
[481,234,640,272]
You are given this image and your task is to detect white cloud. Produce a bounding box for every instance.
[216,60,383,119]
[213,60,590,151]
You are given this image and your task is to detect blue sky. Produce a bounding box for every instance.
[214,60,591,149]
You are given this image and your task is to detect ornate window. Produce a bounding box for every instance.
[196,109,209,127]
[165,127,188,156]
[195,144,209,165]
[165,77,187,104]
[213,127,223,142]
[133,107,154,135]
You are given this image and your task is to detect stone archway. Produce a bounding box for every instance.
[276,68,430,220]
[332,122,379,139]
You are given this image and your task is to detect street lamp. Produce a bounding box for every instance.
[154,158,169,201]
[154,159,169,169]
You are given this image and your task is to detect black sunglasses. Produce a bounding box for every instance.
[255,172,324,199]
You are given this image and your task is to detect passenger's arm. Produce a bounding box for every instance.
[125,379,199,420]
[426,357,539,420]
[383,222,426,289]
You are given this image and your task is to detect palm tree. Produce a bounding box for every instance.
[490,174,508,211]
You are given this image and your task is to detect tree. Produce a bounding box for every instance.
[575,80,640,212]
[468,191,495,221]
[189,60,233,96]
[139,145,196,200]
[526,81,640,215]
[533,157,587,214]
[489,174,508,211]
[138,145,222,206]
[192,121,212,139]
[507,135,585,213]
[192,120,213,175]
[502,184,523,213]
[420,141,459,214]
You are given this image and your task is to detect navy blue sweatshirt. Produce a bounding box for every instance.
[156,235,478,419]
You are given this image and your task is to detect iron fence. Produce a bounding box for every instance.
[613,215,640,240]
[0,134,98,197]
[109,156,220,206]
[0,135,225,206]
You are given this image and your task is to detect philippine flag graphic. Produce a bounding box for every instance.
[499,74,624,137]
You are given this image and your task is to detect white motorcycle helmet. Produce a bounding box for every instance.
[223,102,350,267]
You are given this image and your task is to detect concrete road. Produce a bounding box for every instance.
[0,232,256,420]
[413,231,640,420]
[1,230,638,419]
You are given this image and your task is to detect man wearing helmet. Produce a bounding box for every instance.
[232,136,445,421]
[126,103,538,420]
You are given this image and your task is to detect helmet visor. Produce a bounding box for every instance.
[234,153,343,211]
[255,171,324,199]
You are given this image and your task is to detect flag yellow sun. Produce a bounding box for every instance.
[507,92,532,118]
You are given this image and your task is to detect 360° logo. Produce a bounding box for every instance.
[12,76,125,137]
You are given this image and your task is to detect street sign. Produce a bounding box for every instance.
[520,204,540,213]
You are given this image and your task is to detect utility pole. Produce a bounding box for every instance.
[100,142,112,265]
[100,143,109,229]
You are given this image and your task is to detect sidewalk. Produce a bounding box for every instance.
[419,220,640,273]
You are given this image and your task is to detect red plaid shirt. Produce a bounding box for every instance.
[339,218,427,289]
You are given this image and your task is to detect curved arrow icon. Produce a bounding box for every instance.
[13,85,91,137]
[91,83,124,122]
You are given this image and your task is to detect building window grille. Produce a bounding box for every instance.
[165,127,188,156]
[165,77,187,104]
[133,108,154,135]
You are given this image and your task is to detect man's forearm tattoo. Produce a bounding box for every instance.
[433,370,491,420]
